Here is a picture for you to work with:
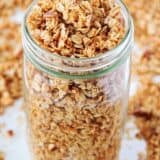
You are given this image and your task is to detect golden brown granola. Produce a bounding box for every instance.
[124,0,160,45]
[0,19,22,114]
[0,0,32,17]
[27,0,125,58]
[130,49,160,160]
[136,116,160,160]
[130,81,160,118]
[134,37,160,77]
[130,81,160,160]
[25,60,126,160]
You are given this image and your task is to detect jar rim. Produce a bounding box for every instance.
[22,0,134,79]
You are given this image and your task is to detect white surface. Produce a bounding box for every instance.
[0,99,146,160]
[0,100,30,160]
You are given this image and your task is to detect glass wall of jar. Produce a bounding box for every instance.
[22,1,134,160]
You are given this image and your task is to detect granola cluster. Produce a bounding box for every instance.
[0,0,32,113]
[0,0,32,17]
[130,81,160,160]
[124,0,160,45]
[0,19,22,114]
[25,60,125,160]
[128,13,160,159]
[129,39,160,160]
[126,1,160,157]
[133,38,160,77]
[27,0,125,58]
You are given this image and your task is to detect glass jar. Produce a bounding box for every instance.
[22,1,134,160]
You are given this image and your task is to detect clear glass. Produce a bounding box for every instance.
[22,1,134,160]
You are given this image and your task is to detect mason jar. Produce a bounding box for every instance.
[22,1,134,160]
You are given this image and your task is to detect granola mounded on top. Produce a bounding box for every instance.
[0,19,22,114]
[27,0,125,58]
[24,0,128,160]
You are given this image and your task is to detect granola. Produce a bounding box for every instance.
[124,0,160,45]
[128,4,160,154]
[130,79,160,160]
[27,0,125,58]
[0,0,32,17]
[134,37,160,77]
[137,116,160,160]
[0,19,22,114]
[25,60,126,160]
[130,38,160,159]
[130,81,160,118]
